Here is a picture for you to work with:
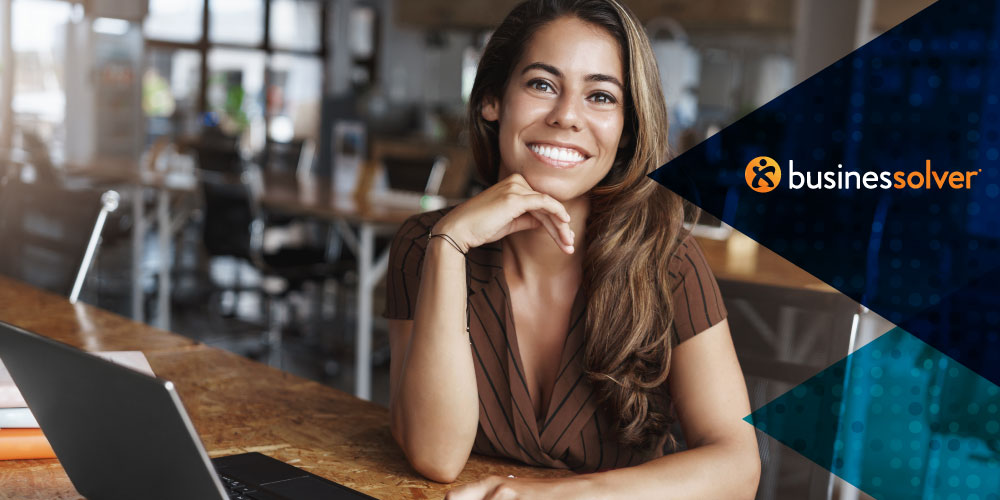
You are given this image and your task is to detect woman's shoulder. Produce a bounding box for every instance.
[667,232,727,345]
[384,207,456,321]
[394,207,451,243]
[668,232,709,269]
[388,206,455,273]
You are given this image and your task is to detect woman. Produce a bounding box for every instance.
[384,0,760,498]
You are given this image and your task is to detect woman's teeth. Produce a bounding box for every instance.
[530,144,585,162]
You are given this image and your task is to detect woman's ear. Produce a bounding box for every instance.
[481,96,500,122]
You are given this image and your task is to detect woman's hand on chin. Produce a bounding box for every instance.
[434,173,576,254]
[445,475,594,500]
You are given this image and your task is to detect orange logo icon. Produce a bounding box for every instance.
[745,156,781,193]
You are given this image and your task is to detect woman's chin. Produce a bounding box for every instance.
[524,179,580,202]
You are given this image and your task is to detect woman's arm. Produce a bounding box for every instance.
[388,237,479,483]
[389,173,575,483]
[446,319,761,499]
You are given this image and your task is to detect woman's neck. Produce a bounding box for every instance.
[503,196,590,284]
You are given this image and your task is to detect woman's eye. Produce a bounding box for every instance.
[589,92,617,105]
[528,79,554,93]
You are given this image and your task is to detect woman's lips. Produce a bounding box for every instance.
[528,143,589,169]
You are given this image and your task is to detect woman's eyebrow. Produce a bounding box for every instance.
[586,73,624,90]
[521,62,623,90]
[522,62,562,77]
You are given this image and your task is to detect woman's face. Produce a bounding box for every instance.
[483,16,626,202]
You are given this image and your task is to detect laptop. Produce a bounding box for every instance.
[0,321,377,500]
[367,155,448,210]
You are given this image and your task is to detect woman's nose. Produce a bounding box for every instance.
[545,94,583,131]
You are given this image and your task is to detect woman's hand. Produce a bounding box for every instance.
[434,173,575,254]
[445,475,591,500]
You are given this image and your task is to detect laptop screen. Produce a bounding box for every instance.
[381,156,438,193]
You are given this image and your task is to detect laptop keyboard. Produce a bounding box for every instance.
[212,452,376,499]
[219,473,259,500]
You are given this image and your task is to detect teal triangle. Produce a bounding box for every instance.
[747,328,1000,499]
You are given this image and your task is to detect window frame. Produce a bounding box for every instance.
[0,0,330,149]
[144,0,329,139]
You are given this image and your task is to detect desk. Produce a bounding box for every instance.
[0,151,177,328]
[62,161,199,333]
[257,173,422,401]
[0,276,571,499]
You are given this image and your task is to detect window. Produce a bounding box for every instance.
[11,0,72,143]
[270,0,321,52]
[207,48,266,134]
[266,54,322,141]
[209,0,264,46]
[144,0,202,43]
[141,0,328,144]
[144,47,201,137]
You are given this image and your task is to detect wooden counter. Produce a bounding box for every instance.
[696,233,834,293]
[0,276,570,500]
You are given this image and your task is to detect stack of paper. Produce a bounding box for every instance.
[0,351,155,460]
[0,359,51,460]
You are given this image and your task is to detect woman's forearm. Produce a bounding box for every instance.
[390,238,479,482]
[579,438,761,500]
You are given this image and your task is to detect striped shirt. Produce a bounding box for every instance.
[384,208,727,472]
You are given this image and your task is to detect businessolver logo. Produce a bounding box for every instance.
[744,157,980,192]
[745,156,781,193]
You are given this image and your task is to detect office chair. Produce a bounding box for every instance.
[198,161,346,368]
[721,281,860,500]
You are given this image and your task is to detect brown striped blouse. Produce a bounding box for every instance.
[384,208,727,473]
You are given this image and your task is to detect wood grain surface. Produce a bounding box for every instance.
[0,277,570,500]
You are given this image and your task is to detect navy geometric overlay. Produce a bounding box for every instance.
[745,327,1000,500]
[651,0,1000,386]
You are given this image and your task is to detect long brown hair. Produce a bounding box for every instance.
[468,0,688,452]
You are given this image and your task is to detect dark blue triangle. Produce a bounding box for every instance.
[650,0,1000,386]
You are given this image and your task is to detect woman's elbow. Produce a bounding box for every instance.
[737,441,761,500]
[391,422,469,483]
[406,451,467,483]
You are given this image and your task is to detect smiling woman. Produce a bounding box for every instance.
[384,1,761,499]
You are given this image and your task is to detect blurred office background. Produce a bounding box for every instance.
[0,1,936,499]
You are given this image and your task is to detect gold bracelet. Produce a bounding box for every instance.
[428,230,467,255]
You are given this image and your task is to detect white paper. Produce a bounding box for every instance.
[0,407,38,428]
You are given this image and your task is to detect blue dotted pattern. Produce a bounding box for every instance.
[648,0,1000,498]
[746,328,1000,500]
[649,0,1000,385]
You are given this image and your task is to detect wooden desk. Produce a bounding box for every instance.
[255,172,428,401]
[0,277,570,499]
[59,159,199,333]
[259,172,418,226]
[695,233,835,293]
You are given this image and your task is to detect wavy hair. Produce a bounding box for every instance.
[468,0,688,453]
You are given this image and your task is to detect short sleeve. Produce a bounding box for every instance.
[383,209,448,320]
[668,234,728,346]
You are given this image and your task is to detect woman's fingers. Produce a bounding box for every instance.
[446,476,504,500]
[529,211,574,254]
[440,173,574,252]
[505,213,542,235]
[518,193,571,224]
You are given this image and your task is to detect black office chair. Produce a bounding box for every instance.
[198,157,347,367]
